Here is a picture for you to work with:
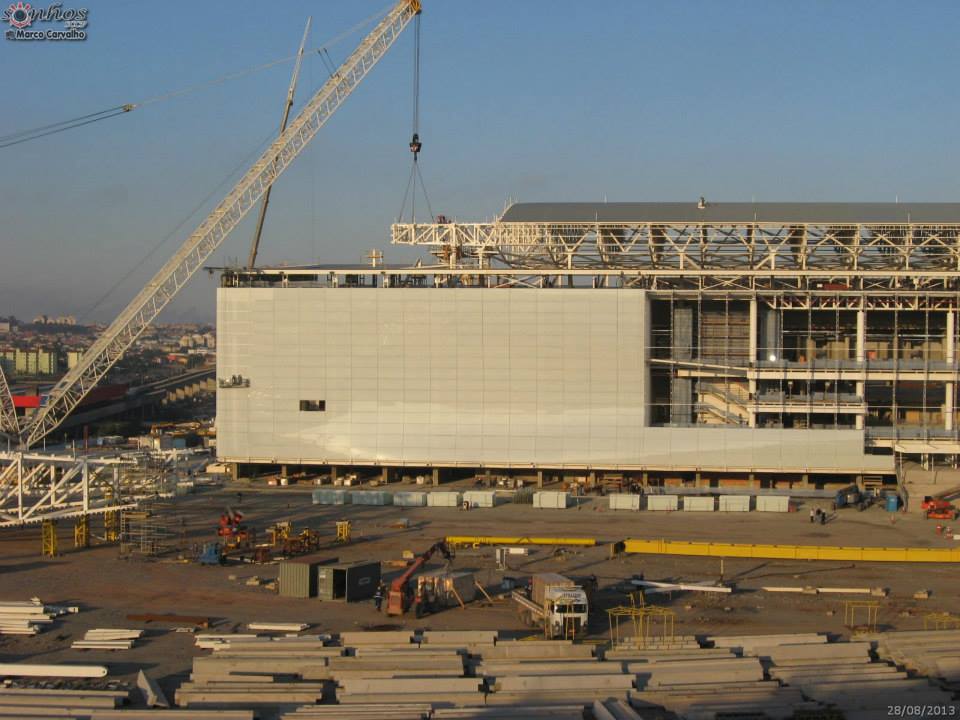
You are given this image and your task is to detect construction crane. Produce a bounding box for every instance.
[0,364,18,439]
[247,17,311,270]
[386,539,453,616]
[17,0,423,450]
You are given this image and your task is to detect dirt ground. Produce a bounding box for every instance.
[0,479,957,703]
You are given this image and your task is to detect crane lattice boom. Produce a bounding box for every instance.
[0,363,18,438]
[21,0,422,449]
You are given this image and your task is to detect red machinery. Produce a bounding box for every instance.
[923,498,958,520]
[385,540,453,616]
[217,507,253,549]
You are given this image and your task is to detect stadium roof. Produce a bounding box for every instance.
[500,202,960,224]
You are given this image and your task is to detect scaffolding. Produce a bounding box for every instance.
[119,505,180,556]
[844,600,880,632]
[41,519,57,557]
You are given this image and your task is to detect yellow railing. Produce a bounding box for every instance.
[446,535,596,547]
[623,538,960,563]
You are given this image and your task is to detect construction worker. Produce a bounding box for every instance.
[373,583,385,612]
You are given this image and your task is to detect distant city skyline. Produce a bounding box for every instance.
[4,0,960,322]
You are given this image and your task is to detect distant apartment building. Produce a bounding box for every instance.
[0,348,61,376]
[32,314,76,325]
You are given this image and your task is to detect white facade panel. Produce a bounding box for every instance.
[217,287,892,475]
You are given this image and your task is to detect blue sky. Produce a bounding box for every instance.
[2,0,960,322]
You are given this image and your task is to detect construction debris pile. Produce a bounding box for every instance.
[0,597,77,636]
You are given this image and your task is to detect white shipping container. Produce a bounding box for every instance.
[312,489,351,505]
[683,496,715,512]
[463,490,497,508]
[426,491,462,507]
[756,495,790,512]
[608,493,641,511]
[646,495,679,511]
[533,491,570,509]
[394,491,427,507]
[718,495,750,512]
[351,491,393,506]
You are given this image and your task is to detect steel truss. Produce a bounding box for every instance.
[391,221,960,286]
[0,452,164,528]
[0,363,17,438]
[20,0,421,449]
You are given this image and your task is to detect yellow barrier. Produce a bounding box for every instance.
[446,536,596,547]
[623,538,960,563]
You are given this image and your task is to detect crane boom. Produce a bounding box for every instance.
[247,16,312,270]
[21,0,422,449]
[0,363,18,438]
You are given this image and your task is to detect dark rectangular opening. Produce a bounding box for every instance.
[299,400,326,411]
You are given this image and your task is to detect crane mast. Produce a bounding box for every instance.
[20,0,422,449]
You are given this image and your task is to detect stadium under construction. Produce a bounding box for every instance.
[216,201,960,491]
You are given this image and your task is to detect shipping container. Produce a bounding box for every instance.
[531,572,575,607]
[756,495,790,512]
[394,491,427,507]
[718,495,750,512]
[462,490,497,508]
[350,491,393,506]
[608,493,640,511]
[533,491,570,509]
[315,560,381,602]
[277,560,319,598]
[646,495,679,511]
[683,496,715,512]
[416,570,477,607]
[426,491,462,507]
[312,489,351,506]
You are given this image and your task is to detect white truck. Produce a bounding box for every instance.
[512,572,590,639]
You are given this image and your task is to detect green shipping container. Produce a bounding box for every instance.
[315,561,381,602]
[278,554,338,598]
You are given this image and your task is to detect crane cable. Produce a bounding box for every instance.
[398,13,434,223]
[0,2,393,151]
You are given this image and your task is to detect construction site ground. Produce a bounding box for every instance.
[0,479,957,702]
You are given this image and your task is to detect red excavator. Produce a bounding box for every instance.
[385,539,454,616]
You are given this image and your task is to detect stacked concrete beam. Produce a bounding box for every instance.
[279,705,430,720]
[759,632,957,716]
[630,657,764,688]
[746,641,871,664]
[435,707,585,720]
[629,685,813,720]
[91,712,254,719]
[874,629,960,683]
[0,687,130,719]
[706,632,826,654]
[592,698,648,720]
